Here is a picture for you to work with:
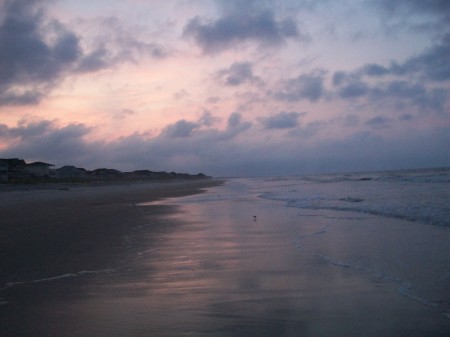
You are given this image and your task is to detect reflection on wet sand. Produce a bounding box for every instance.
[2,192,450,336]
[70,197,449,336]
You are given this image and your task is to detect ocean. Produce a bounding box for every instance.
[245,167,450,227]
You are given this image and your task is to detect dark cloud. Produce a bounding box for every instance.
[198,110,220,126]
[333,75,449,114]
[274,70,326,102]
[365,115,391,128]
[346,34,450,82]
[0,0,81,105]
[370,81,448,113]
[163,119,200,138]
[375,81,425,98]
[288,120,327,139]
[205,112,252,141]
[377,0,450,17]
[222,112,252,137]
[162,112,252,141]
[227,112,242,128]
[1,117,449,177]
[362,63,390,77]
[332,71,348,86]
[338,81,370,99]
[183,2,300,54]
[260,111,303,129]
[75,47,110,73]
[374,0,450,38]
[394,35,450,81]
[0,119,91,162]
[8,119,54,139]
[0,0,167,106]
[216,62,262,86]
[0,90,45,106]
[333,37,450,114]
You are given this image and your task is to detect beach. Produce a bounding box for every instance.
[1,177,449,336]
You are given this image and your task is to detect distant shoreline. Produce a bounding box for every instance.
[0,176,218,192]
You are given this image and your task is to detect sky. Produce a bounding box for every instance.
[0,0,449,177]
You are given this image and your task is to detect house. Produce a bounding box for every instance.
[91,168,122,178]
[0,158,27,181]
[25,161,55,177]
[0,163,8,182]
[56,165,89,179]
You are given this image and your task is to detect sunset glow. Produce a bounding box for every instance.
[1,0,449,176]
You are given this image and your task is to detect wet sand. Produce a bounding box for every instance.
[0,180,222,283]
[1,180,449,336]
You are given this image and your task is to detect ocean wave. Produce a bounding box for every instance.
[261,193,450,227]
[286,167,450,184]
[256,168,450,227]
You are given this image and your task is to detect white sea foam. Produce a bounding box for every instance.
[257,167,450,227]
[4,268,115,289]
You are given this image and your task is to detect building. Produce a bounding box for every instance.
[0,163,8,182]
[56,165,89,179]
[25,162,55,177]
[0,158,27,181]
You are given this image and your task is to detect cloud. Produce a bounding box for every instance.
[274,70,326,102]
[337,81,370,99]
[226,112,252,131]
[0,0,167,106]
[204,112,252,141]
[376,0,450,19]
[374,0,450,38]
[370,81,449,113]
[332,77,449,114]
[163,119,200,138]
[333,38,450,114]
[288,120,327,139]
[260,111,304,129]
[361,63,390,77]
[391,35,450,82]
[183,2,300,54]
[0,119,92,162]
[0,0,81,105]
[338,34,450,83]
[1,116,449,177]
[365,115,391,128]
[198,110,220,127]
[216,62,263,86]
[78,16,168,68]
[161,112,251,141]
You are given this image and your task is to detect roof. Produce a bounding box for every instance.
[0,158,26,166]
[27,161,55,167]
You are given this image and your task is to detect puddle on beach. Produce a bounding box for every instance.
[2,192,449,337]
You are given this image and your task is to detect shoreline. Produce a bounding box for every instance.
[0,177,220,192]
